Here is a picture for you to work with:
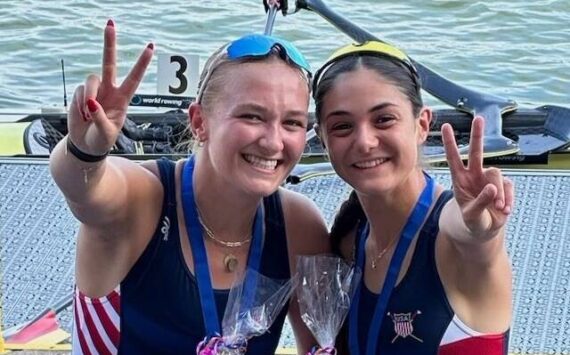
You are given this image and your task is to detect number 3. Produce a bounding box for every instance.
[169,55,188,95]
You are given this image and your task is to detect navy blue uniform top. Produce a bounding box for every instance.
[345,190,509,355]
[119,158,291,354]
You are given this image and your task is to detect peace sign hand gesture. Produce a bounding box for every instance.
[67,20,154,156]
[441,116,514,241]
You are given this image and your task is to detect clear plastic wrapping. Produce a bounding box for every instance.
[296,255,362,355]
[197,268,296,354]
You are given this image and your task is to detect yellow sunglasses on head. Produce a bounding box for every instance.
[312,41,420,94]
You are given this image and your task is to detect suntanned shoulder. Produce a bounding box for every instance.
[116,158,162,210]
[74,158,168,297]
[278,187,331,255]
[88,158,164,240]
[140,159,160,176]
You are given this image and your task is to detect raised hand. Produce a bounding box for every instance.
[441,116,514,240]
[67,20,154,156]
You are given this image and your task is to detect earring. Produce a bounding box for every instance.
[198,140,205,147]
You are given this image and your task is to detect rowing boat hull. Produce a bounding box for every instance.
[1,108,569,169]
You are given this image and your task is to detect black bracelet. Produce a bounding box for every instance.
[66,136,109,163]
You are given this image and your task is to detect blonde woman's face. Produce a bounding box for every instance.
[201,59,310,197]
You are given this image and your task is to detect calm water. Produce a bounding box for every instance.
[0,0,569,109]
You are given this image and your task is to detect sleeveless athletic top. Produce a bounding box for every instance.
[347,190,509,355]
[72,158,291,354]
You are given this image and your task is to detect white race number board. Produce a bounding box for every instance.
[157,54,199,97]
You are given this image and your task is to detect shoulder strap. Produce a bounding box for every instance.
[260,191,290,279]
[156,158,177,217]
[422,190,454,235]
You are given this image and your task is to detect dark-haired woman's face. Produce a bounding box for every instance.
[319,67,430,194]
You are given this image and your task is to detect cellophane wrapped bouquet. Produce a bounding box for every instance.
[296,255,361,355]
[196,268,296,355]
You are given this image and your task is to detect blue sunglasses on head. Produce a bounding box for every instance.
[227,34,311,73]
[197,34,311,103]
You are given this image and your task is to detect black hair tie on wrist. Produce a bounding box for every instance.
[66,136,109,162]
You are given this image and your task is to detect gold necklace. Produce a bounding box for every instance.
[370,235,399,269]
[196,210,251,273]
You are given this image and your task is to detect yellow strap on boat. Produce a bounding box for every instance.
[0,123,28,155]
[0,326,5,353]
[0,306,5,353]
[4,343,70,351]
[3,328,70,351]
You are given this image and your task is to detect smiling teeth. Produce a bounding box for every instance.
[244,154,278,170]
[355,158,387,169]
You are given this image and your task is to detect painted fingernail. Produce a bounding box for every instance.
[87,98,98,113]
[107,19,114,27]
[80,107,89,121]
[147,43,154,50]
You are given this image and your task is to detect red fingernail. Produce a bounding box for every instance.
[80,107,89,121]
[107,19,114,27]
[87,98,98,113]
[147,43,154,50]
